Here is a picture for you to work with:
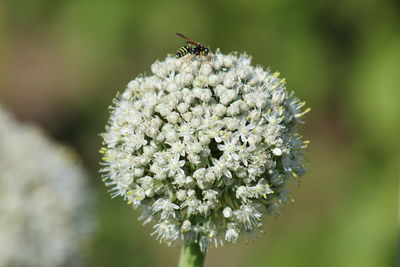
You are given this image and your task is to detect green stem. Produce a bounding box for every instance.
[178,242,206,267]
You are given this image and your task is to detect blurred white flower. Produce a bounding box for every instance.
[101,50,309,252]
[0,108,93,267]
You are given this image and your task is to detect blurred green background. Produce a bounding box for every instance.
[0,0,398,266]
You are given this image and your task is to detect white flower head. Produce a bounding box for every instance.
[0,108,93,267]
[101,50,309,252]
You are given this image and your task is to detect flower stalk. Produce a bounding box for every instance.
[178,242,205,267]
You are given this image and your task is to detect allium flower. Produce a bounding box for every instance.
[100,50,310,253]
[0,108,93,267]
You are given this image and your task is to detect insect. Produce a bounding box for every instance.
[175,32,209,58]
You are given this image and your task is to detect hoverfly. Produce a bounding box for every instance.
[175,32,209,58]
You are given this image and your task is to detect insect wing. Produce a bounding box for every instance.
[175,32,200,46]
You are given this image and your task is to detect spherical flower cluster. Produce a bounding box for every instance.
[100,50,310,252]
[0,108,93,267]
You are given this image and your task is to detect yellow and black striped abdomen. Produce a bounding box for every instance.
[176,46,190,58]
